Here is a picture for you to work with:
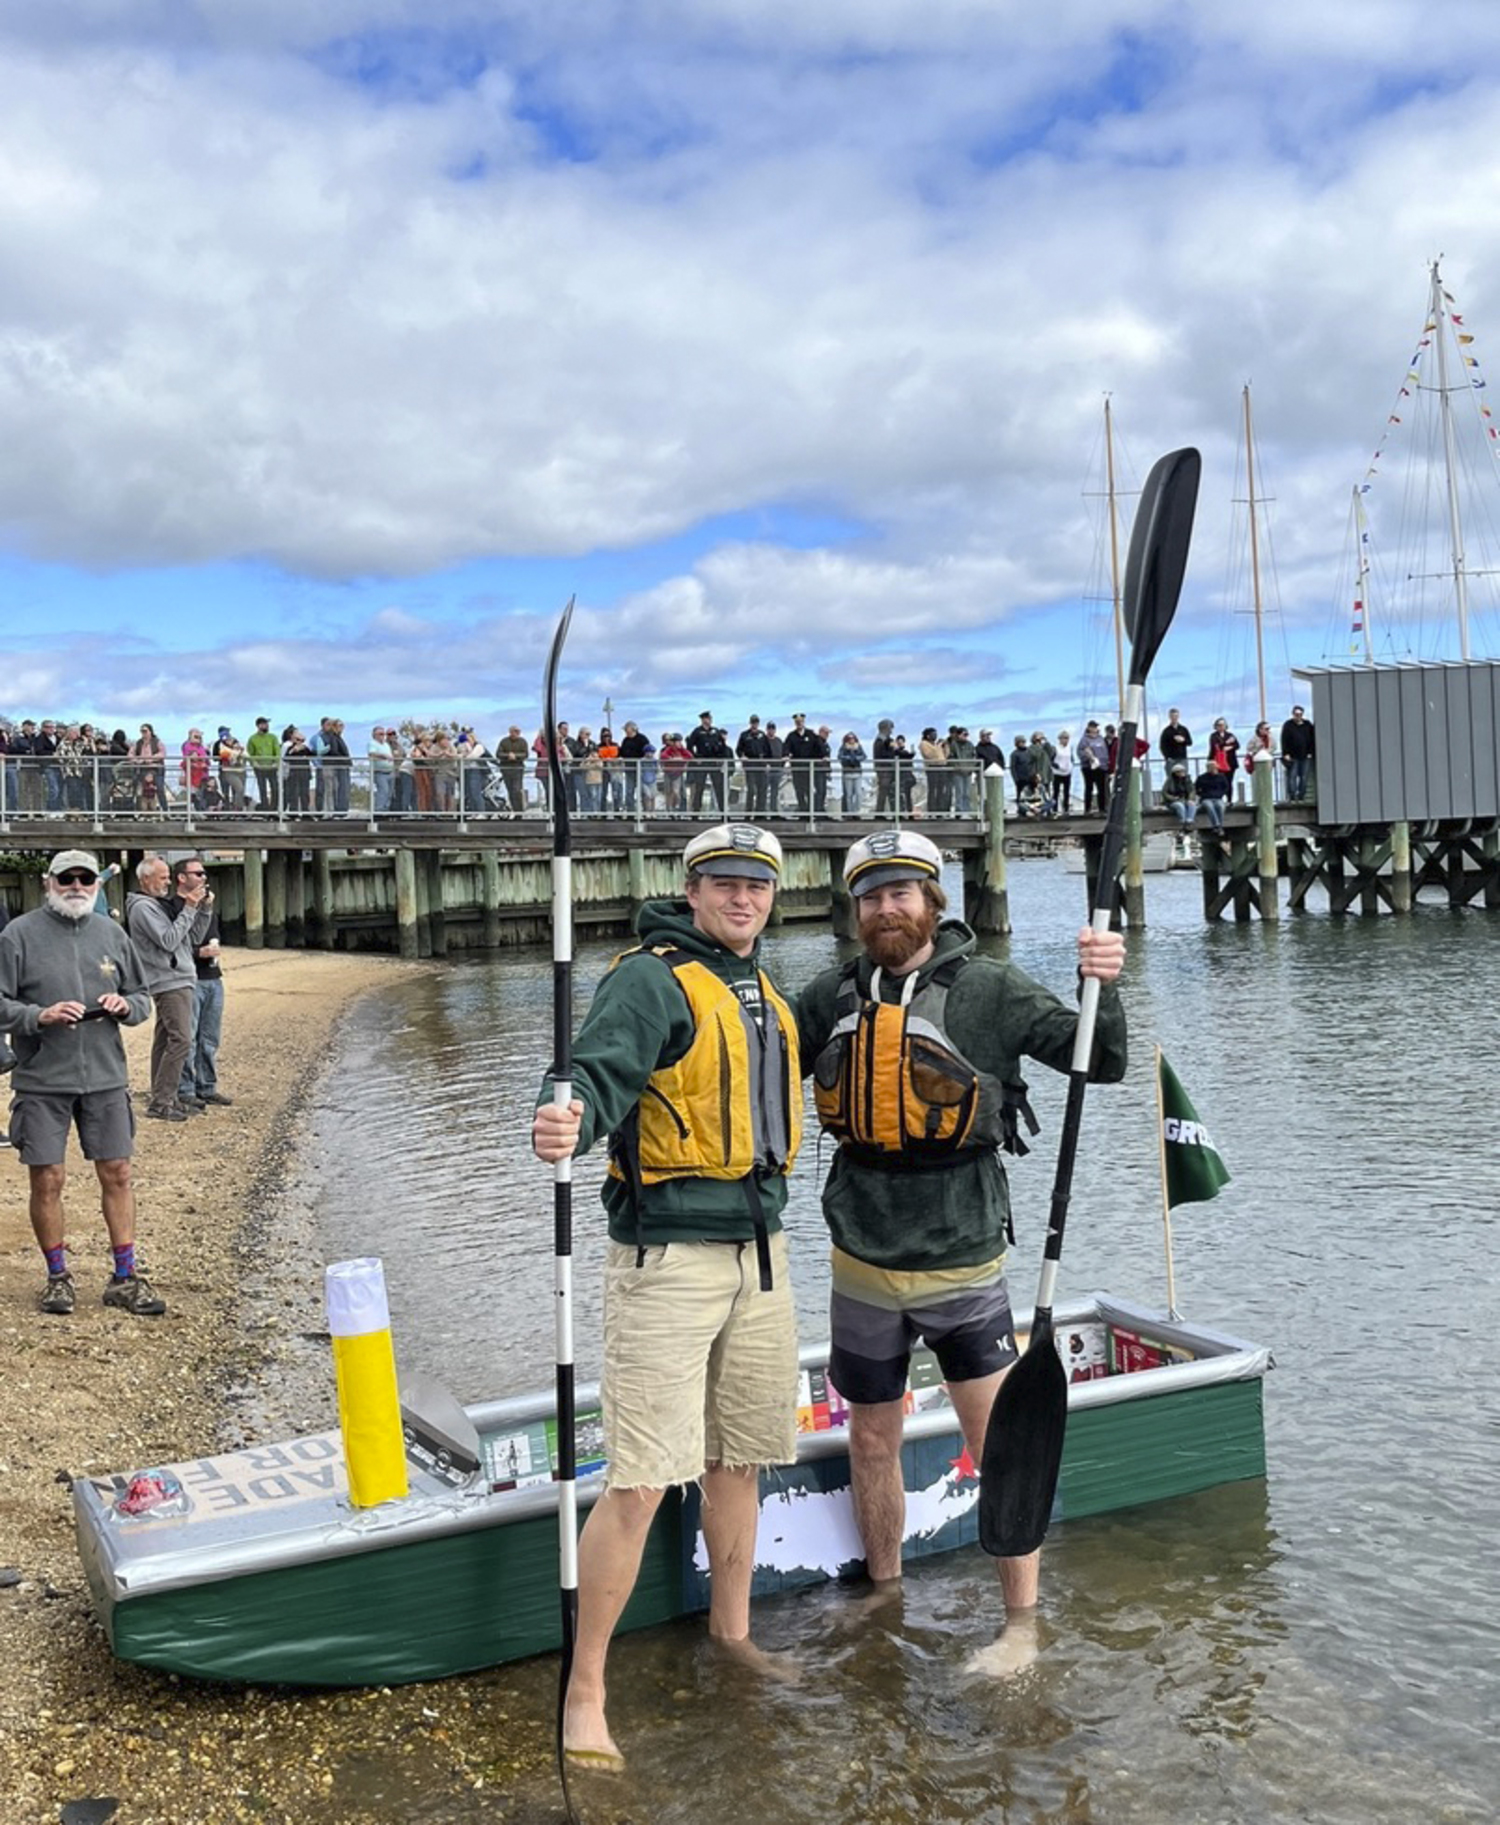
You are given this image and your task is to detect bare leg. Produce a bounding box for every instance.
[96,1158,136,1250]
[700,1463,760,1643]
[847,1399,908,1584]
[27,1163,67,1252]
[949,1370,1041,1677]
[564,1485,664,1767]
[699,1464,801,1680]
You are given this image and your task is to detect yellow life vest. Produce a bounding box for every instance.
[608,945,802,1186]
[813,958,1032,1160]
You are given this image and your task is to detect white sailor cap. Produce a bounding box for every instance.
[843,829,944,897]
[683,822,782,882]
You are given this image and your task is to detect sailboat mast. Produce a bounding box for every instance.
[1243,384,1268,723]
[1352,484,1374,665]
[1430,259,1472,661]
[1104,396,1126,719]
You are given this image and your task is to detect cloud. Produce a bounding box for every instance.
[4,4,1500,735]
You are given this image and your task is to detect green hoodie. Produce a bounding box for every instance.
[540,898,793,1246]
[796,919,1127,1271]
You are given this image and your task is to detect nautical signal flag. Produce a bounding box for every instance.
[1158,1051,1232,1210]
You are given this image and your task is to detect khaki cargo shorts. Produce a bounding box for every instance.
[601,1229,798,1490]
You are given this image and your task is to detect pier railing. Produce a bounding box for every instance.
[0,753,990,836]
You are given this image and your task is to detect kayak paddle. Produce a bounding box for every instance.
[979,447,1201,1559]
[544,596,582,1824]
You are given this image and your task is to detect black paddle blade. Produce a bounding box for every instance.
[978,1333,1068,1558]
[1122,446,1200,685]
[544,596,576,853]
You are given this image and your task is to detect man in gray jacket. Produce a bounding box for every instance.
[126,855,212,1121]
[0,849,162,1315]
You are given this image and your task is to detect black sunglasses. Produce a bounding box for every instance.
[54,871,98,886]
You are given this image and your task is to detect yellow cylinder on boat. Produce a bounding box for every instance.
[325,1257,408,1508]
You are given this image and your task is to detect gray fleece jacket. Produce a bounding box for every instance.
[0,904,151,1094]
[125,890,211,996]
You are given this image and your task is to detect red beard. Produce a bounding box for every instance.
[862,908,935,971]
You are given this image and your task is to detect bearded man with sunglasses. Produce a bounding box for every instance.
[0,850,163,1316]
[796,829,1127,1672]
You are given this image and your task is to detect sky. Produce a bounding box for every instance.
[7,1,1500,751]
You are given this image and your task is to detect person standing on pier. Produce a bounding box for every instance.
[0,850,163,1316]
[247,717,281,810]
[796,829,1126,1673]
[531,822,801,1767]
[1280,705,1315,803]
[1078,722,1110,815]
[736,715,772,817]
[1159,708,1193,770]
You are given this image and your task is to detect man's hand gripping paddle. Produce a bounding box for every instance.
[979,448,1201,1560]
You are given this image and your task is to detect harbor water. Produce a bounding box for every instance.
[296,858,1498,1823]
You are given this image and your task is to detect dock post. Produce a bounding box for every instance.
[627,847,649,928]
[829,852,856,939]
[412,851,433,958]
[286,851,307,949]
[243,848,265,949]
[1483,826,1500,910]
[1391,819,1413,914]
[482,850,502,948]
[428,851,448,958]
[311,849,335,949]
[968,766,1010,934]
[394,848,420,960]
[1123,765,1146,928]
[1254,754,1279,922]
[264,850,288,950]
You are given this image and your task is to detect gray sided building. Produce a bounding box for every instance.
[1292,660,1500,826]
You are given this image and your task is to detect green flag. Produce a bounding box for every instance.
[1159,1051,1231,1209]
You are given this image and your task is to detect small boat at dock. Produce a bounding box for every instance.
[72,1293,1270,1688]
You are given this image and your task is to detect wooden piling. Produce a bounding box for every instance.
[264,850,288,949]
[1391,819,1412,914]
[968,767,1010,934]
[286,852,306,949]
[1123,767,1145,928]
[1254,754,1279,922]
[412,849,433,958]
[311,850,335,949]
[482,850,502,948]
[627,847,649,927]
[427,850,448,958]
[243,849,265,949]
[829,852,856,940]
[394,848,419,960]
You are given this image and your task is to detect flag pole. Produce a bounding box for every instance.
[1155,1044,1179,1319]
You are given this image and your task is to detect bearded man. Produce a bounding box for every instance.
[796,830,1126,1670]
[0,850,162,1316]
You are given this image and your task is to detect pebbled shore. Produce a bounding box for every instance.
[0,948,558,1824]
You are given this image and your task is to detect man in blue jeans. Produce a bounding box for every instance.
[164,861,233,1110]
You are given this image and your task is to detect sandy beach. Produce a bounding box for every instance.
[0,947,557,1824]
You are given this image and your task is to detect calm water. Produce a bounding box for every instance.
[298,861,1499,1823]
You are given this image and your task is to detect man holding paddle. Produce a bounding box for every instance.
[532,820,802,1768]
[797,828,1126,1670]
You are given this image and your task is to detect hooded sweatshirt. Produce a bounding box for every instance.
[125,891,211,996]
[538,898,794,1246]
[797,919,1127,1272]
[0,903,151,1093]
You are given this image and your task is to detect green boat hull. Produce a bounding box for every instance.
[77,1296,1270,1687]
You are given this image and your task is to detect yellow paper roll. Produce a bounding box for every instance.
[326,1258,409,1508]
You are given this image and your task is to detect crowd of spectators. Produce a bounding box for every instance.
[0,704,1314,823]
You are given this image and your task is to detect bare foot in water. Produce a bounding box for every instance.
[841,1576,904,1622]
[562,1695,626,1772]
[963,1611,1040,1680]
[707,1631,803,1685]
